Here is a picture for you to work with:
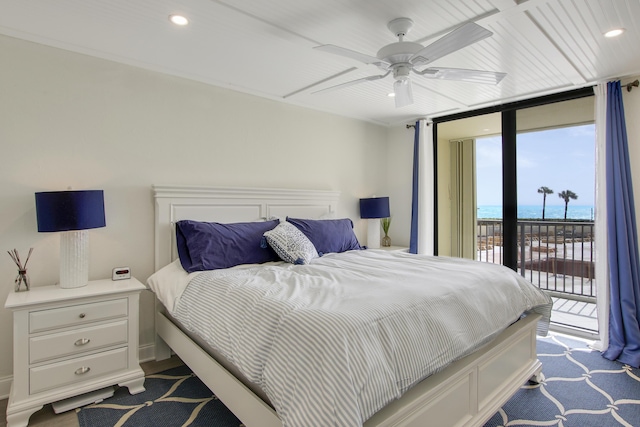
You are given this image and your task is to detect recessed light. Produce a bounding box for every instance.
[387,92,395,97]
[604,28,624,38]
[169,14,189,26]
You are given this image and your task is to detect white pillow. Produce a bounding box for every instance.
[147,259,194,315]
[263,221,318,264]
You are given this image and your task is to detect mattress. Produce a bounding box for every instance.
[149,249,552,427]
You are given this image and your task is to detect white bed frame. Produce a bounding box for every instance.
[152,185,542,427]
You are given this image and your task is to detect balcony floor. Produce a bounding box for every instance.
[549,296,598,338]
[477,220,599,339]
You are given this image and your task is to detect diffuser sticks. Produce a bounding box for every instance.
[8,248,32,291]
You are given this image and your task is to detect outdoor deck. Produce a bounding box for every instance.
[551,297,597,338]
[477,219,598,338]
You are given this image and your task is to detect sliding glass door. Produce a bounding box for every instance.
[475,134,503,264]
[516,101,596,334]
[435,89,597,336]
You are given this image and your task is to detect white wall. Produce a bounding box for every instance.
[0,34,388,394]
[384,125,414,248]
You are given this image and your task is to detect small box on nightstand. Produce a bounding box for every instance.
[112,267,131,280]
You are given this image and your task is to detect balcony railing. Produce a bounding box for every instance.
[477,220,595,302]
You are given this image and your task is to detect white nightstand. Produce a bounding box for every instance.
[4,278,146,427]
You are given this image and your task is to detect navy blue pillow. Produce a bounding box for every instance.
[176,219,280,273]
[286,217,362,255]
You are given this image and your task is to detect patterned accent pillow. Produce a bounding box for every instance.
[263,221,319,265]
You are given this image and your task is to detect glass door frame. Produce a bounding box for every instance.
[432,87,594,271]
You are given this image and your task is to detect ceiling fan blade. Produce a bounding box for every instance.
[416,67,506,84]
[312,72,391,94]
[393,79,413,108]
[314,45,389,68]
[410,22,492,67]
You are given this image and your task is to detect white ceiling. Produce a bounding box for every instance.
[2,0,639,126]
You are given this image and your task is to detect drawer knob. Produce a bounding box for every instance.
[74,338,91,346]
[75,366,91,375]
[78,313,86,319]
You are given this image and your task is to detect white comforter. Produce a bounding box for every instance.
[151,250,552,427]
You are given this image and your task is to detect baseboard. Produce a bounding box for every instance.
[0,374,12,400]
[139,343,156,363]
[0,345,156,401]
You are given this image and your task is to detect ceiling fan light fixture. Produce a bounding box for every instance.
[392,64,412,80]
[394,79,413,108]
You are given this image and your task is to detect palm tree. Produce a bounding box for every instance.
[537,186,554,220]
[558,190,578,220]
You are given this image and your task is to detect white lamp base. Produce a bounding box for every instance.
[367,219,381,249]
[59,230,89,288]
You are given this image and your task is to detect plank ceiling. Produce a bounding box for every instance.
[1,0,639,125]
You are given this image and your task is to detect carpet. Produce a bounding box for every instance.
[484,334,640,427]
[77,334,640,427]
[76,365,243,427]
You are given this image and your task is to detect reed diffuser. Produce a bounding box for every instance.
[8,248,33,292]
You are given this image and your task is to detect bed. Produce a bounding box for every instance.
[149,185,552,427]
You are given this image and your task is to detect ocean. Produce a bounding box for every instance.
[477,205,594,220]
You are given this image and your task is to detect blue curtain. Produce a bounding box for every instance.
[409,121,420,254]
[602,81,640,368]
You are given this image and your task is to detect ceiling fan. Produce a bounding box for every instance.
[313,18,506,108]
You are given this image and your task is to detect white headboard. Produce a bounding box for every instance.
[153,185,340,271]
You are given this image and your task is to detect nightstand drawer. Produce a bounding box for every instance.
[29,298,128,333]
[30,347,128,394]
[30,320,128,364]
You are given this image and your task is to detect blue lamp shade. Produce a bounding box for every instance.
[35,190,106,232]
[35,190,105,289]
[360,197,390,219]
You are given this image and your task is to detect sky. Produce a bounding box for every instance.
[476,124,596,206]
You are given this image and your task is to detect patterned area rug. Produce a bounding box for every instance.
[76,365,243,427]
[77,334,640,427]
[484,334,640,427]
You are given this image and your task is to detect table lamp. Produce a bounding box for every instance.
[360,196,390,249]
[35,190,106,288]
